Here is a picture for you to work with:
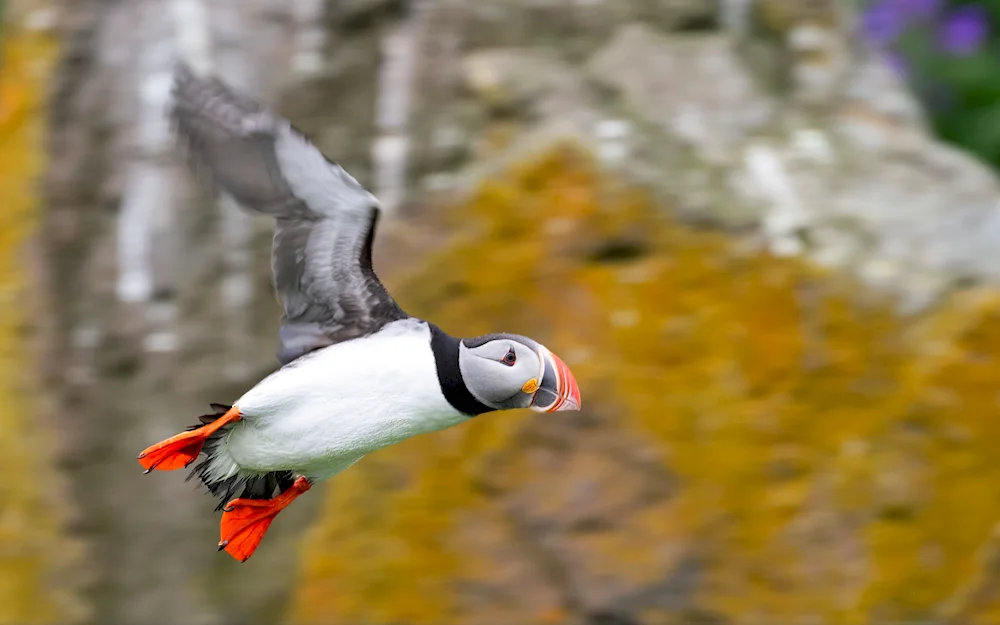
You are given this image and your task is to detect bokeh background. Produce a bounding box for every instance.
[6,0,1000,623]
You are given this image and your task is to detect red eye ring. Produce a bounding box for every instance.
[501,348,516,366]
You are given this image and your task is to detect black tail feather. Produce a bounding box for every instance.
[184,403,297,511]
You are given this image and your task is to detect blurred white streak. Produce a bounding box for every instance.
[719,0,751,34]
[744,144,807,258]
[292,0,327,78]
[116,2,183,355]
[171,0,213,74]
[209,0,259,380]
[790,128,834,164]
[372,0,428,215]
[595,118,632,165]
[23,7,56,32]
[116,5,177,306]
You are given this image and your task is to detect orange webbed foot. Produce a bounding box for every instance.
[218,476,312,562]
[137,406,242,472]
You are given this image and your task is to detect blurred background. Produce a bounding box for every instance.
[6,0,1000,623]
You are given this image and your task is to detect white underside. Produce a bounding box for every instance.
[204,319,466,484]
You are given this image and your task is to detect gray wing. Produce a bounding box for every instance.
[169,61,407,365]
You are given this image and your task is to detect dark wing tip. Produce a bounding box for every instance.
[172,59,196,89]
[168,60,204,122]
[167,60,287,206]
[168,61,269,136]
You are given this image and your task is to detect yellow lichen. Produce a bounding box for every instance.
[0,11,81,623]
[290,145,1000,624]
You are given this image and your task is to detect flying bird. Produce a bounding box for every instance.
[138,62,582,563]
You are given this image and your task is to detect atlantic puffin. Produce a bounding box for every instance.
[137,62,582,562]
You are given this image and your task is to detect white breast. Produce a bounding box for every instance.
[222,319,466,480]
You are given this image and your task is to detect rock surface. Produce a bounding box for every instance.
[293,145,1000,625]
[290,1,1000,624]
[408,1,1000,314]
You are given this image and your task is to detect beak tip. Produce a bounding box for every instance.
[541,349,582,412]
[569,385,582,412]
[565,364,581,411]
[563,379,582,412]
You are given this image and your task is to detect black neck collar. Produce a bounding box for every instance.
[429,324,494,417]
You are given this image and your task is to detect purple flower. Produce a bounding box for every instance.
[893,0,943,22]
[863,1,909,47]
[862,0,944,48]
[938,5,990,55]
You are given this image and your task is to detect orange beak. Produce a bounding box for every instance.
[529,346,581,412]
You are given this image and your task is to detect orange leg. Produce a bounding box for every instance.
[137,406,242,472]
[218,476,312,562]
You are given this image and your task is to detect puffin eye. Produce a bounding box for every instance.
[501,348,517,366]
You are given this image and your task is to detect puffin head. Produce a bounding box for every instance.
[458,333,581,412]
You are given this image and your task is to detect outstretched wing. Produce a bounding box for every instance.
[169,62,407,365]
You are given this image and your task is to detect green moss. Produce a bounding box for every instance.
[290,146,1000,624]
